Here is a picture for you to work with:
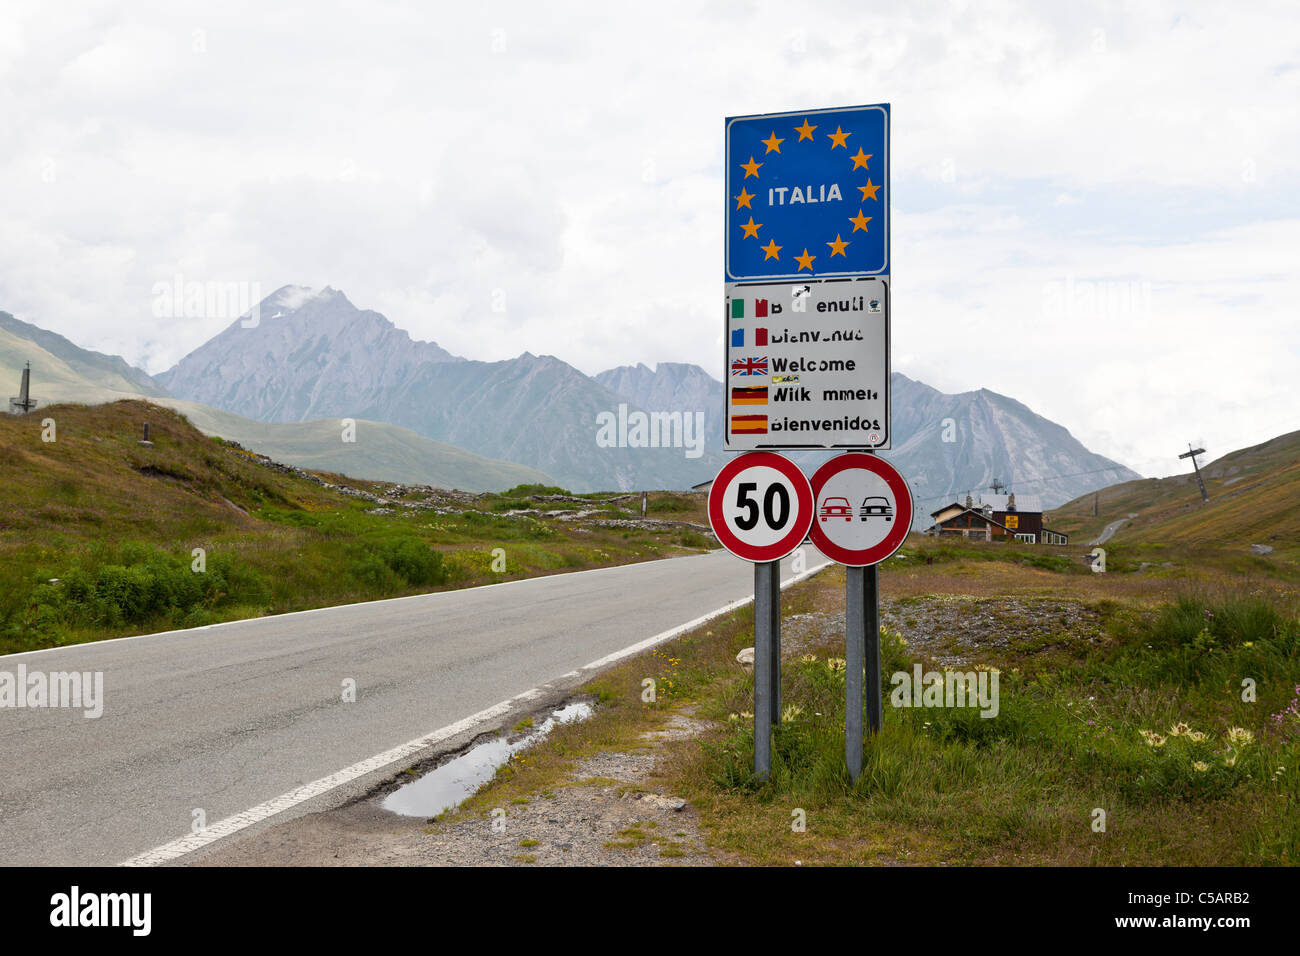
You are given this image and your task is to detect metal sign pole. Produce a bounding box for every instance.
[865,564,883,733]
[845,565,865,781]
[753,561,774,779]
[769,561,781,725]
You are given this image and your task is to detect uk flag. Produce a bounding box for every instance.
[731,356,769,376]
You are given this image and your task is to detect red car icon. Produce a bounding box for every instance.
[819,496,853,522]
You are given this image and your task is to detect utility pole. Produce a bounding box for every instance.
[1178,444,1210,502]
[1092,492,1098,517]
[989,478,1007,495]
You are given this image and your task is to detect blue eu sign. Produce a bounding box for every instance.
[725,104,888,282]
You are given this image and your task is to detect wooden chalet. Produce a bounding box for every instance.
[926,493,1068,544]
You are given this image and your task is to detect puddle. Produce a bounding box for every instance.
[380,701,594,818]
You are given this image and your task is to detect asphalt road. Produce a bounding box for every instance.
[1090,513,1139,546]
[0,548,826,866]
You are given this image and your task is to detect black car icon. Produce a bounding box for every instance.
[860,496,892,521]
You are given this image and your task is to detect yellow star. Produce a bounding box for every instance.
[827,125,850,149]
[849,209,872,232]
[734,187,754,210]
[741,155,762,178]
[827,234,849,257]
[794,248,816,271]
[761,131,784,154]
[858,178,881,201]
[760,238,781,260]
[850,147,872,170]
[740,216,761,239]
[794,118,817,141]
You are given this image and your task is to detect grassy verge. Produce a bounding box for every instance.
[443,557,1300,866]
[0,401,715,654]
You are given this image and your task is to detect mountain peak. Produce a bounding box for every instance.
[158,285,462,416]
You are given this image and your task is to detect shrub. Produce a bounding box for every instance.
[501,484,570,498]
[349,536,446,589]
[648,495,692,513]
[18,544,270,632]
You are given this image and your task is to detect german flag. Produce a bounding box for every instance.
[731,385,768,405]
[731,414,768,434]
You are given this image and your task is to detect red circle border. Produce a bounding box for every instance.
[808,453,912,566]
[708,452,814,563]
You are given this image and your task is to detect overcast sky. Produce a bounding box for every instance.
[2,0,1297,477]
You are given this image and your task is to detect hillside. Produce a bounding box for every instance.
[159,287,725,491]
[154,285,463,415]
[156,398,553,491]
[595,362,1140,517]
[0,401,717,654]
[0,319,555,492]
[0,311,170,398]
[8,295,1141,499]
[1046,430,1300,559]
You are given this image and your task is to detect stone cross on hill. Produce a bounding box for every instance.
[8,362,36,415]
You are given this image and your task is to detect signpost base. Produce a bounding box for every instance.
[865,564,882,734]
[846,564,883,782]
[846,566,864,781]
[753,559,782,780]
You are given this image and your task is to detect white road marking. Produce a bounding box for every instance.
[5,551,727,663]
[118,558,833,866]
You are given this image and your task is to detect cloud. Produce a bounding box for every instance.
[0,0,1296,477]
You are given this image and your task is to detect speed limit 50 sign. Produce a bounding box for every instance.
[708,452,814,562]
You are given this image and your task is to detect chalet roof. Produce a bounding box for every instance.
[931,493,1044,517]
[976,493,1043,514]
[930,508,1012,532]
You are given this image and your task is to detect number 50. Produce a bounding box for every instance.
[735,481,790,531]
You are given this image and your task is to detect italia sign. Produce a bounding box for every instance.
[724,104,891,452]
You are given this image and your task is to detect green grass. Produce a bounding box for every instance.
[690,590,1300,864]
[1046,429,1300,570]
[0,401,715,654]
[433,556,1300,866]
[892,538,1085,574]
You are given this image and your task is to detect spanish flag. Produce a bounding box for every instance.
[731,414,768,434]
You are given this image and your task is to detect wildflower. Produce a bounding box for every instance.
[1193,761,1209,772]
[1242,641,1253,648]
[799,654,818,663]
[826,658,846,673]
[1188,731,1207,742]
[1140,729,1166,746]
[1169,722,1192,737]
[1226,727,1254,746]
[727,713,739,723]
[782,704,804,722]
[740,711,753,720]
[1223,753,1237,768]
